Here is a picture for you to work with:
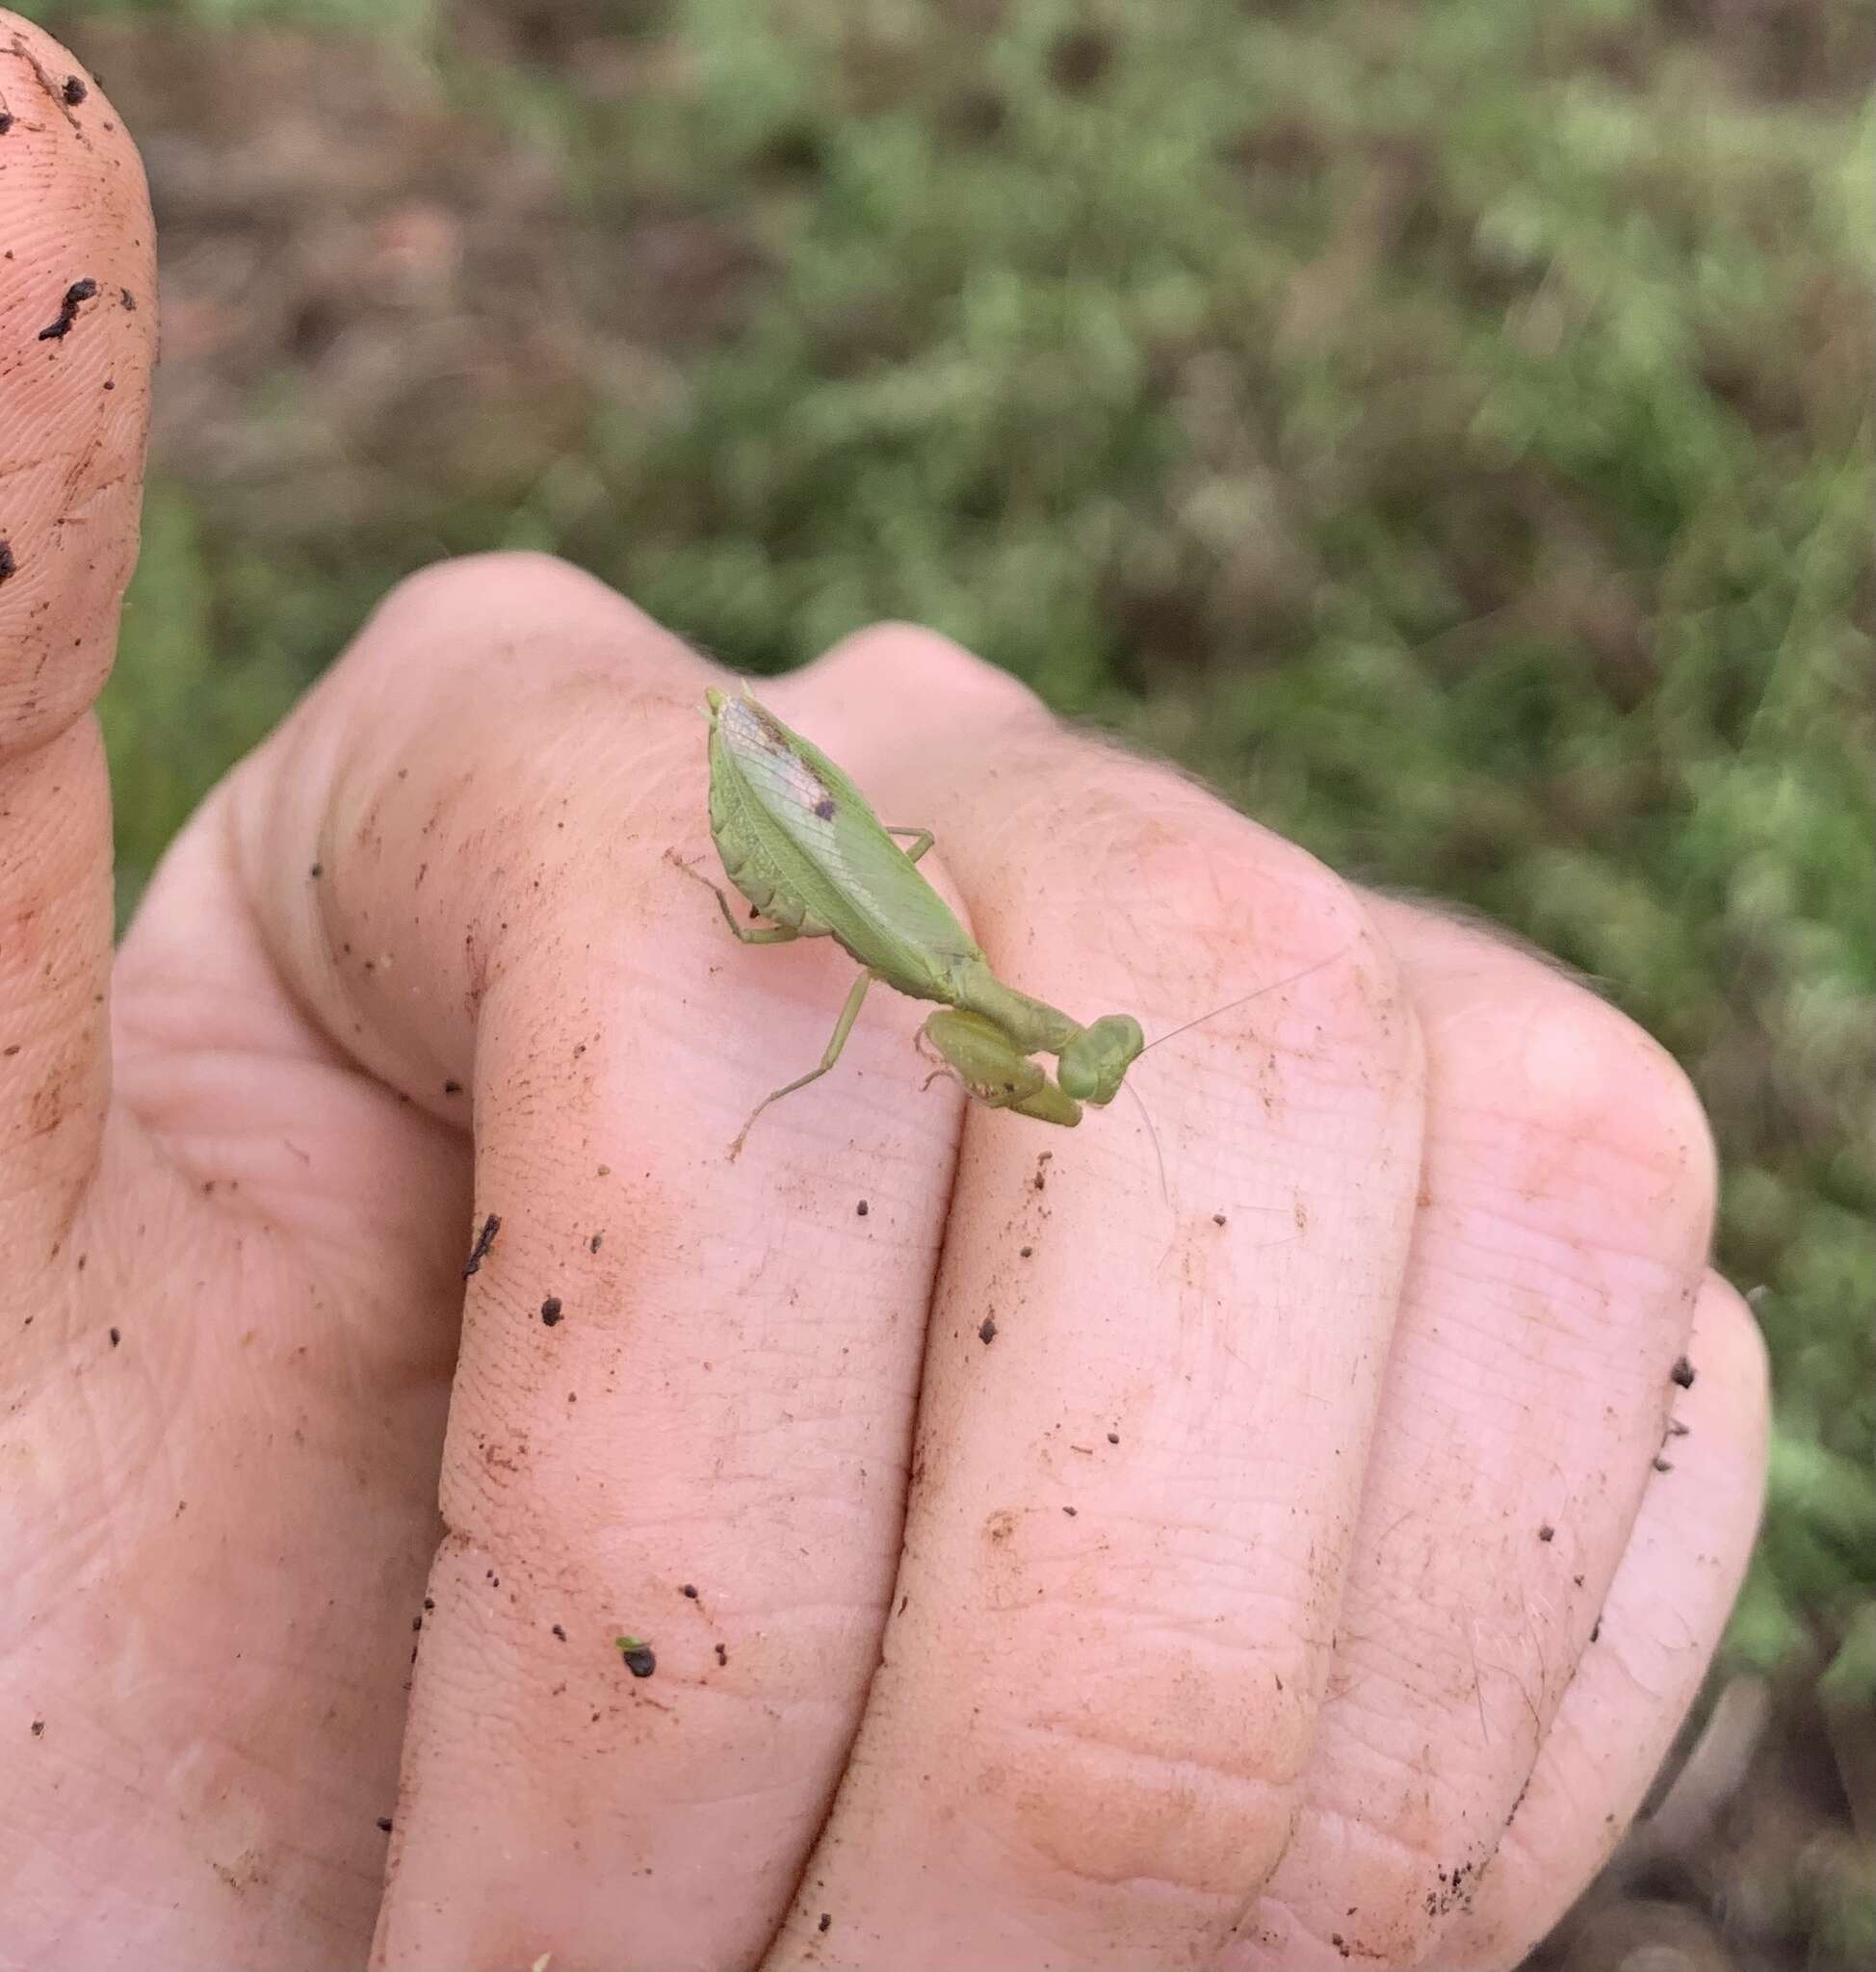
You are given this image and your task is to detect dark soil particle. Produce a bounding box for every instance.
[1671,1356,1697,1388]
[681,1583,698,1598]
[30,1719,44,1737]
[443,1078,461,1095]
[1539,1523,1555,1542]
[715,1643,727,1666]
[37,277,98,341]
[62,75,87,104]
[108,1328,120,1347]
[978,1315,998,1344]
[540,1297,562,1325]
[0,540,15,584]
[376,1816,393,1833]
[308,861,323,877]
[818,1913,832,1933]
[462,1212,501,1276]
[1107,1431,1120,1444]
[855,1199,868,1216]
[0,113,14,137]
[552,1623,566,1641]
[120,288,135,310]
[619,1641,656,1678]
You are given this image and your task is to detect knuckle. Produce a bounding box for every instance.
[1692,1269,1772,1436]
[1513,981,1717,1246]
[1253,1801,1496,1967]
[976,1674,1300,1905]
[809,621,1044,723]
[1068,790,1415,1068]
[360,551,621,645]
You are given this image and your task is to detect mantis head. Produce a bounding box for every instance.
[1056,1015,1145,1106]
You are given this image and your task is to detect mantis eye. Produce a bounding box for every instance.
[1057,1015,1144,1104]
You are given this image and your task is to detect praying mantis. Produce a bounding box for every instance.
[677,687,1147,1157]
[680,686,1343,1159]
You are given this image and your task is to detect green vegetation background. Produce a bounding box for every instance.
[28,0,1876,1951]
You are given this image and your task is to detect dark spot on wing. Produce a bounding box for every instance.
[814,797,836,820]
[733,696,796,758]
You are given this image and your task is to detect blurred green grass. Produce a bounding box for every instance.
[35,0,1876,1919]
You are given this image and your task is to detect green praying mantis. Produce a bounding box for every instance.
[679,685,1330,1159]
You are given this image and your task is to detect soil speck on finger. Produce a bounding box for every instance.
[36,277,98,341]
[462,1212,501,1276]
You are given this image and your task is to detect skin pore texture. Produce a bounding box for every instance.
[0,17,1767,1971]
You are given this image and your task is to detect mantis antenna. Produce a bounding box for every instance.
[1136,942,1357,1057]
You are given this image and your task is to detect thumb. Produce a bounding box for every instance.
[0,13,155,1247]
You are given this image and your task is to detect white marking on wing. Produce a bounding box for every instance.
[720,698,839,831]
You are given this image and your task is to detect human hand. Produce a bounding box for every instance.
[1,19,1767,1971]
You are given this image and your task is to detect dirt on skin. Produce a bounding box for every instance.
[42,7,1871,1968]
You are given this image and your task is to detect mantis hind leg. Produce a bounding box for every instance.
[730,969,877,1158]
[666,849,804,946]
[886,826,934,864]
